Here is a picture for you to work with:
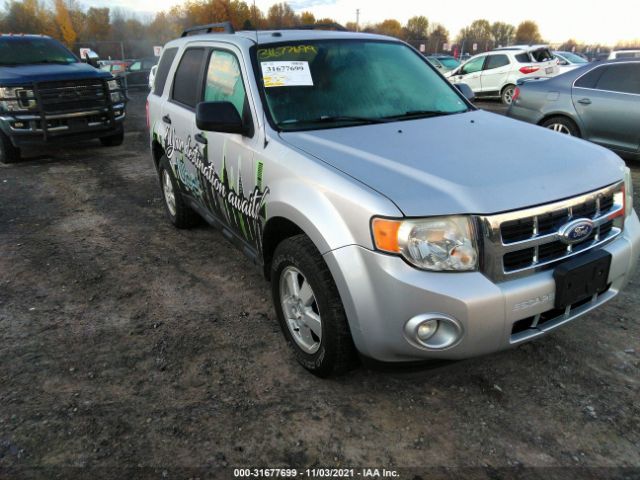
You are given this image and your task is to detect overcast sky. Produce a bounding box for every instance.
[82,0,639,45]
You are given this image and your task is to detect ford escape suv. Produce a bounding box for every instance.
[148,23,640,376]
[0,34,127,164]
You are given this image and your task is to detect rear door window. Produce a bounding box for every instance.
[484,54,510,70]
[172,48,206,109]
[153,47,178,96]
[594,63,640,94]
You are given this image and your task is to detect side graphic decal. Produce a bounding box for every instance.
[158,124,269,251]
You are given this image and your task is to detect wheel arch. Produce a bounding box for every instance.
[537,112,582,136]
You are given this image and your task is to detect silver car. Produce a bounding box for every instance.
[508,60,640,161]
[148,25,640,376]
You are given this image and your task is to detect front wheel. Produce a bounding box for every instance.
[501,84,516,105]
[100,129,124,147]
[271,235,357,377]
[0,131,20,164]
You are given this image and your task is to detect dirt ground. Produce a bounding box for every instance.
[0,93,638,479]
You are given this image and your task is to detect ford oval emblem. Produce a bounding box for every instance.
[558,218,594,245]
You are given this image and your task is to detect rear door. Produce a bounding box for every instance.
[572,63,640,154]
[480,54,511,94]
[450,55,485,92]
[161,47,208,198]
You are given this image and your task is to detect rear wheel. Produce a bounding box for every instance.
[0,131,20,164]
[158,155,200,228]
[271,235,357,377]
[501,84,517,105]
[100,129,124,147]
[541,116,581,137]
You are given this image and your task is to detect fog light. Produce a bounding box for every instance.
[417,320,438,341]
[404,313,463,350]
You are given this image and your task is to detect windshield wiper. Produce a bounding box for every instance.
[383,109,467,120]
[280,115,389,126]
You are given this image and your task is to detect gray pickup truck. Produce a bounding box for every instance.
[148,23,639,376]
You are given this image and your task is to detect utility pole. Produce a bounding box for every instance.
[356,9,360,32]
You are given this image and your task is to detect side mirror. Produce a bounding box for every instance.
[196,101,247,135]
[455,83,475,102]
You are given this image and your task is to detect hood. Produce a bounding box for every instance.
[0,62,109,85]
[280,110,625,217]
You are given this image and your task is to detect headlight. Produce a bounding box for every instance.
[624,166,634,218]
[372,216,479,271]
[107,79,119,91]
[0,87,37,111]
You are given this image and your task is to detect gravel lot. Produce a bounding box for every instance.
[0,92,638,479]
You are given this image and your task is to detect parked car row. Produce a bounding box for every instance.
[507,60,640,161]
[99,57,158,89]
[445,45,560,104]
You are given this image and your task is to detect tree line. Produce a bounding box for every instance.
[0,0,637,60]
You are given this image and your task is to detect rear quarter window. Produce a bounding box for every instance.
[574,66,606,89]
[515,53,530,63]
[171,48,206,108]
[153,47,178,96]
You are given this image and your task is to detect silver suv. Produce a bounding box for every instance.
[147,23,640,376]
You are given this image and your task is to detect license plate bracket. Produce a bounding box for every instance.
[553,250,611,309]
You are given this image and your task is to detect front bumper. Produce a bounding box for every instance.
[0,103,126,147]
[324,211,640,362]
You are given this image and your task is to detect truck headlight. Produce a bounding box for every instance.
[372,216,479,271]
[107,79,119,91]
[0,87,37,111]
[624,166,634,218]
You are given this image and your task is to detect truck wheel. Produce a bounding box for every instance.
[541,116,581,137]
[501,84,517,105]
[0,131,21,164]
[271,235,357,377]
[100,129,124,147]
[158,155,200,228]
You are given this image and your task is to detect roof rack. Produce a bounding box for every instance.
[181,22,235,37]
[276,23,347,32]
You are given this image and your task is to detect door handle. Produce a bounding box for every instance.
[194,133,207,145]
[162,114,171,124]
[577,98,592,105]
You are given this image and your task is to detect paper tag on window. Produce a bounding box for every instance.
[261,61,313,87]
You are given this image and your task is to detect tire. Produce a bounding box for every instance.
[541,116,581,137]
[271,235,357,377]
[158,155,200,228]
[501,84,517,105]
[0,131,20,164]
[99,129,124,147]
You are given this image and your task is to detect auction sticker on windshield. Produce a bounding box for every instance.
[261,61,313,87]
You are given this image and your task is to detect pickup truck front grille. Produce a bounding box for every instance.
[479,182,625,282]
[37,79,108,114]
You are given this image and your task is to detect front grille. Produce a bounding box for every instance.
[37,79,108,114]
[479,182,625,282]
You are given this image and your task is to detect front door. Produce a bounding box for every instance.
[451,55,485,92]
[196,47,266,253]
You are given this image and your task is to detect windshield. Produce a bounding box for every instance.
[256,40,469,131]
[437,57,460,69]
[559,52,587,64]
[0,37,77,66]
